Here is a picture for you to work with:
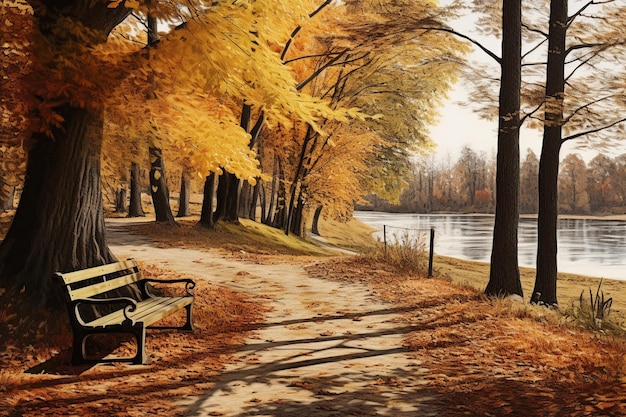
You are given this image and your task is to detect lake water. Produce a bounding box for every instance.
[354,211,626,280]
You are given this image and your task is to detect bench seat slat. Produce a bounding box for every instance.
[87,296,193,328]
[58,259,140,285]
[69,272,143,301]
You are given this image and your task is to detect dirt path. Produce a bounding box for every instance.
[107,220,440,416]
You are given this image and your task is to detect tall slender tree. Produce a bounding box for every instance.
[530,0,567,305]
[485,0,523,297]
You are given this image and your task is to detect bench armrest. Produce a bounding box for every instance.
[72,297,138,326]
[141,278,196,297]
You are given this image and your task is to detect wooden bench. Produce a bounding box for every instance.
[53,258,195,365]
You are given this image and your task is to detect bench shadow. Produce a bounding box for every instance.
[25,333,142,375]
[25,348,95,375]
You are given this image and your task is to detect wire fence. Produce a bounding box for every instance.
[380,225,436,277]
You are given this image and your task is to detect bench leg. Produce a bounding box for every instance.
[72,331,89,365]
[182,304,194,331]
[133,324,148,365]
[71,326,148,365]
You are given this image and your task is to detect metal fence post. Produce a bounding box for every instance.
[428,228,435,277]
[383,225,387,254]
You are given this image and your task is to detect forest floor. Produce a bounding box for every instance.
[2,216,626,416]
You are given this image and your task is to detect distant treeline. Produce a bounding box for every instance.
[361,146,626,216]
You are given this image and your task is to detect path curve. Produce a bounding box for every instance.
[107,219,440,416]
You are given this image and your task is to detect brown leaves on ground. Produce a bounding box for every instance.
[306,256,626,417]
[0,263,268,417]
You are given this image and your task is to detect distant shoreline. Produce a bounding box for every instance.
[357,209,626,222]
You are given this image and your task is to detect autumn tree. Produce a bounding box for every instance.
[246,0,467,236]
[295,0,466,234]
[0,0,360,308]
[608,153,626,210]
[585,154,616,213]
[444,1,626,301]
[558,153,589,214]
[0,1,136,306]
[428,1,524,296]
[454,146,486,208]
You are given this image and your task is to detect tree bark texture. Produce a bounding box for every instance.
[149,147,176,224]
[486,0,523,297]
[531,0,567,306]
[0,107,116,306]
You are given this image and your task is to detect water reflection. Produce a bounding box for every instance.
[354,211,626,280]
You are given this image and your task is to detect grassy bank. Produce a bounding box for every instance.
[434,255,626,325]
[310,215,626,329]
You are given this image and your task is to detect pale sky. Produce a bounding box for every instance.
[429,90,624,164]
[429,88,541,162]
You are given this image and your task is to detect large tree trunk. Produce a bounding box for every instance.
[533,139,561,304]
[0,107,115,306]
[485,0,523,297]
[531,0,567,306]
[128,162,146,217]
[0,2,135,308]
[149,146,176,224]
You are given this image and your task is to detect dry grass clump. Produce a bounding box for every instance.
[363,230,431,276]
[563,279,625,335]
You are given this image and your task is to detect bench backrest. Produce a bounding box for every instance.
[53,259,144,302]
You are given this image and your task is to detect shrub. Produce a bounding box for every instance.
[565,279,624,334]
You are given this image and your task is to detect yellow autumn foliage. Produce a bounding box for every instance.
[256,0,468,217]
[5,0,373,181]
